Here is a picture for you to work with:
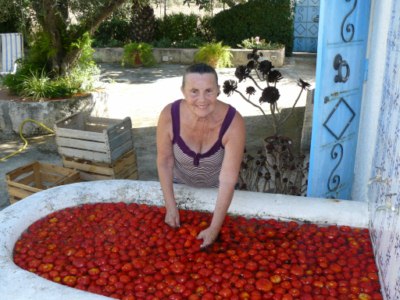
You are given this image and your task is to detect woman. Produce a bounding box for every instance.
[156,63,246,248]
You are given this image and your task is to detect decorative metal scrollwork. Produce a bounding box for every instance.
[333,54,350,83]
[341,0,357,42]
[327,143,343,192]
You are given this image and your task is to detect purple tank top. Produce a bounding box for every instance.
[171,99,236,188]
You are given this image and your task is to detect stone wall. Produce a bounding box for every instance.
[93,47,285,67]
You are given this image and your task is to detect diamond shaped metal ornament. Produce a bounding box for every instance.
[323,97,355,140]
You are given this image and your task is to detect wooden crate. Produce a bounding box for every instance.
[55,112,135,164]
[6,161,80,204]
[62,149,139,181]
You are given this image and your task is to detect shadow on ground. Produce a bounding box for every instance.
[99,63,187,84]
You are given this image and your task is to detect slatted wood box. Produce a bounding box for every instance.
[62,149,138,181]
[54,112,135,164]
[6,161,80,204]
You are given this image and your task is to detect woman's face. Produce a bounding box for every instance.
[181,73,220,118]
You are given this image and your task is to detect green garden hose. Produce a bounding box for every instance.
[0,119,54,162]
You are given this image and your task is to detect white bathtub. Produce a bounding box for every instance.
[0,180,368,300]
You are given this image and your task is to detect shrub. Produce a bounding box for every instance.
[122,42,156,67]
[154,13,199,45]
[194,42,232,68]
[92,18,131,47]
[2,65,98,101]
[196,16,216,43]
[210,0,294,55]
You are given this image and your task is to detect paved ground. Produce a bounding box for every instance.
[0,54,316,209]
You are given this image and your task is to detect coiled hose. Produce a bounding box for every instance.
[0,119,54,162]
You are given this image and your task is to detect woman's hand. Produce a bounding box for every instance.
[165,204,180,228]
[197,226,220,248]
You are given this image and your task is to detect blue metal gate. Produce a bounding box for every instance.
[293,0,320,53]
[307,0,371,199]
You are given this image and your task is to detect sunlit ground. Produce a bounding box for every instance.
[94,55,316,129]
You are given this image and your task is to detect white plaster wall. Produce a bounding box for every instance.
[353,0,390,202]
[354,0,400,299]
[0,180,368,300]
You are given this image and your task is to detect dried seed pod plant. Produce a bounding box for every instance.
[223,49,310,195]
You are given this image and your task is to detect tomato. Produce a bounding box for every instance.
[88,267,100,275]
[119,274,131,284]
[245,261,258,271]
[289,265,304,276]
[170,261,185,274]
[358,293,372,300]
[255,278,273,292]
[218,288,232,298]
[38,263,54,273]
[12,203,383,300]
[121,262,133,272]
[270,274,282,284]
[62,275,77,287]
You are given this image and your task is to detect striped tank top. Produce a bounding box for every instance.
[171,99,237,188]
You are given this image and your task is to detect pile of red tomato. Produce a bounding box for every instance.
[13,202,382,300]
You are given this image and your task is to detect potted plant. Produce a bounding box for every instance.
[233,36,286,67]
[194,42,232,68]
[237,36,284,50]
[223,49,310,195]
[122,42,156,67]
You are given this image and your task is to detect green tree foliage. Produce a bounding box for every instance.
[92,18,132,47]
[0,0,131,76]
[210,0,294,55]
[131,0,156,43]
[0,0,32,35]
[154,13,199,44]
[92,4,133,47]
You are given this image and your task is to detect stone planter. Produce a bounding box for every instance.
[93,47,285,67]
[0,92,108,137]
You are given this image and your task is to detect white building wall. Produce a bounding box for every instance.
[354,0,400,298]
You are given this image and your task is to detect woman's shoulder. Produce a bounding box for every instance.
[218,101,243,120]
[158,102,174,125]
[161,100,179,115]
[225,104,245,131]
